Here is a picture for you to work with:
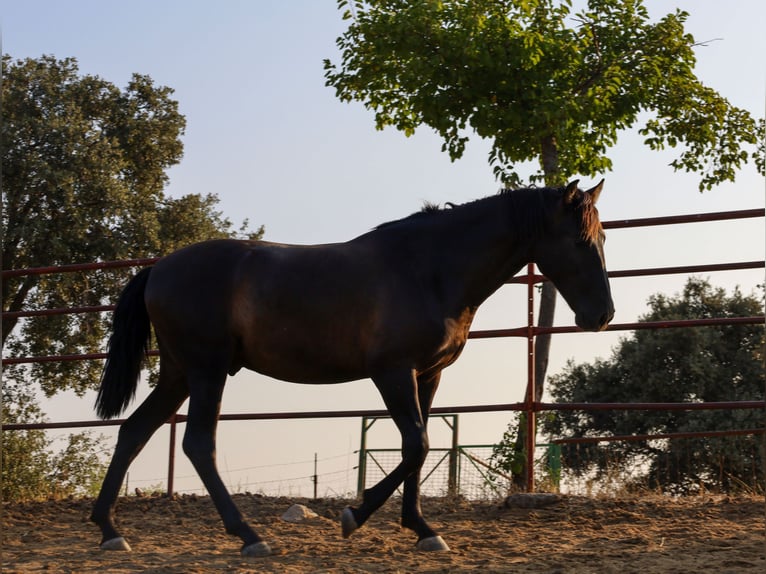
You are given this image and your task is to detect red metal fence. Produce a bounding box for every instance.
[3,208,765,495]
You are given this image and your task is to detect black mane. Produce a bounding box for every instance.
[374,186,550,240]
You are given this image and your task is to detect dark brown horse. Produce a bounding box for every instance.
[91,180,614,556]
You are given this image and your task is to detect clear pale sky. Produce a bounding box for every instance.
[3,1,764,497]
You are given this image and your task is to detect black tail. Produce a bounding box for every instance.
[95,267,153,419]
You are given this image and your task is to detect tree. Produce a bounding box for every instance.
[539,278,764,494]
[324,0,763,483]
[2,54,264,395]
[1,382,56,501]
[1,55,263,500]
[2,380,108,501]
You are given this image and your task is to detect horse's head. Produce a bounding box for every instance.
[534,180,614,332]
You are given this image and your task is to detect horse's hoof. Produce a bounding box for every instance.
[241,540,272,557]
[341,507,358,538]
[100,536,131,551]
[416,535,450,552]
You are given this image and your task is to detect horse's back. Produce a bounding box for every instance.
[146,239,253,307]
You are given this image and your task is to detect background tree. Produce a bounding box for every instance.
[2,54,264,395]
[2,382,55,501]
[324,0,763,484]
[1,54,263,500]
[2,380,110,501]
[538,278,764,494]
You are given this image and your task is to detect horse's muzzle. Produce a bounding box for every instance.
[576,308,614,332]
[596,310,614,331]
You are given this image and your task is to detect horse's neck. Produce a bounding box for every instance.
[404,200,531,310]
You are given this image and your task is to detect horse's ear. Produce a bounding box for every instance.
[585,179,605,204]
[563,180,579,205]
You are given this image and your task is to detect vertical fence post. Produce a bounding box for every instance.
[447,415,459,497]
[313,452,318,500]
[525,263,536,492]
[356,417,368,497]
[166,414,177,497]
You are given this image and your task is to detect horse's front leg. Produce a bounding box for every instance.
[342,368,448,550]
[400,372,449,551]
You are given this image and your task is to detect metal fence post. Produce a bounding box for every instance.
[525,263,536,493]
[167,414,177,497]
[447,415,459,497]
[357,417,369,497]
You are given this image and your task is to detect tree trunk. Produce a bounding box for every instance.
[513,134,562,490]
[534,281,557,402]
[535,134,564,398]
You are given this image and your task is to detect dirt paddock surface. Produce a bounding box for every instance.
[2,493,764,573]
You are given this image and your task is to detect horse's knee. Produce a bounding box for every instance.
[403,429,429,470]
[182,431,214,463]
[115,416,143,447]
[110,419,146,462]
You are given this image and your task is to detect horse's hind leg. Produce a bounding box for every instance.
[183,373,271,557]
[91,367,188,550]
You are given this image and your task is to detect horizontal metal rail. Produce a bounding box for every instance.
[469,315,765,340]
[4,315,764,365]
[552,428,765,445]
[606,260,764,279]
[6,400,764,431]
[538,400,766,412]
[1,257,159,279]
[3,304,116,320]
[9,260,757,321]
[601,208,764,229]
[3,208,762,281]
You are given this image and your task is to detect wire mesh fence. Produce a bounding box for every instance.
[361,433,765,500]
[359,446,513,500]
[555,433,765,496]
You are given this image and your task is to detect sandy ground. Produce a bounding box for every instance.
[2,493,764,573]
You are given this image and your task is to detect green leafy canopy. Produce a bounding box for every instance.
[325,0,763,188]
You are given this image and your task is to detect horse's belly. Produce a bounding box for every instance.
[235,336,370,385]
[245,357,367,385]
